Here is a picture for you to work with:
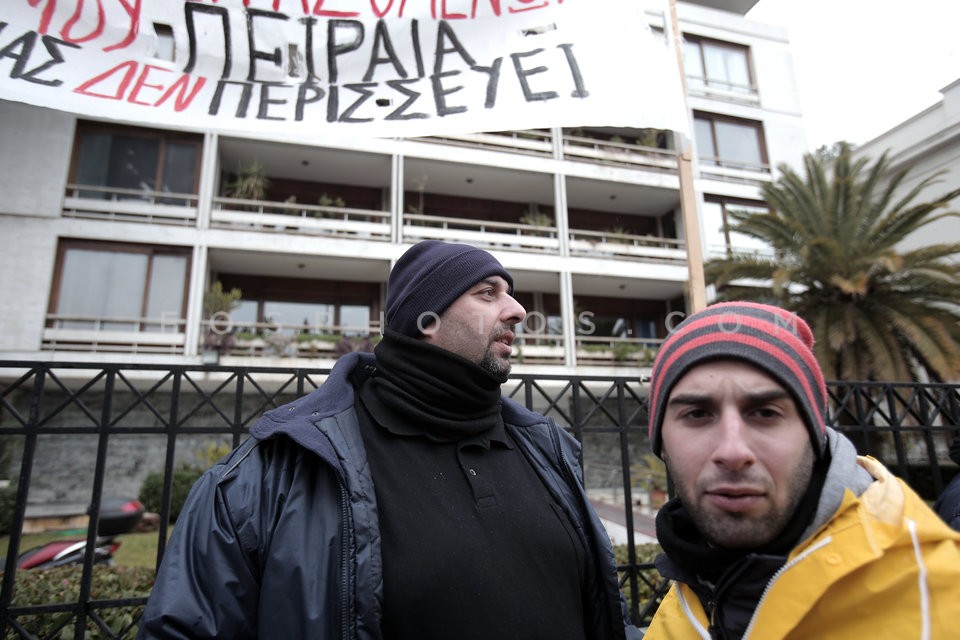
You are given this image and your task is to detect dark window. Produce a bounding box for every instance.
[71,122,201,203]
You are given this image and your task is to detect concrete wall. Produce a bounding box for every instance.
[0,217,59,353]
[0,101,75,217]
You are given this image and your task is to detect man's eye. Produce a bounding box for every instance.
[752,407,782,420]
[680,408,711,421]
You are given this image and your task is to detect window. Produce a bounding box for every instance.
[71,122,201,203]
[216,275,380,337]
[694,113,767,170]
[48,241,191,331]
[683,36,753,94]
[702,198,774,258]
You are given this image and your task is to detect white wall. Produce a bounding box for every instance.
[0,101,75,217]
[0,217,59,352]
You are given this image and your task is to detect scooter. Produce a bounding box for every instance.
[12,497,145,570]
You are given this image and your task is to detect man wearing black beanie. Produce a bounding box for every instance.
[140,240,641,640]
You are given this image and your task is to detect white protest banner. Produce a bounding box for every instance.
[0,1,689,139]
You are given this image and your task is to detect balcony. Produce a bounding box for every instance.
[210,196,391,241]
[568,229,686,264]
[37,312,664,369]
[513,333,663,367]
[416,129,554,158]
[697,156,772,187]
[561,131,678,173]
[403,213,560,253]
[62,184,198,225]
[42,315,185,355]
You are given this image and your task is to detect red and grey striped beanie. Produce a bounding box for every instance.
[648,302,827,459]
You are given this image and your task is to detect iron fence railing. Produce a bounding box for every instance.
[1,362,958,638]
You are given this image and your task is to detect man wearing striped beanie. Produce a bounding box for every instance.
[645,302,960,639]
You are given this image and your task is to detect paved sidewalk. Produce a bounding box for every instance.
[589,497,658,545]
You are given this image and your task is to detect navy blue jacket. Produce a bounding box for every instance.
[935,474,960,531]
[139,352,640,639]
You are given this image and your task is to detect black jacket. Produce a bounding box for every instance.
[138,352,640,639]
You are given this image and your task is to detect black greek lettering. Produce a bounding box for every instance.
[257,82,288,120]
[384,78,428,120]
[0,28,79,87]
[362,19,407,81]
[209,80,253,117]
[471,57,502,109]
[296,81,325,120]
[511,48,557,102]
[327,19,364,84]
[184,3,232,78]
[557,43,588,98]
[246,9,289,82]
[434,21,475,73]
[431,70,466,116]
[337,82,376,122]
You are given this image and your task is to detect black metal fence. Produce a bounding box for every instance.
[1,361,958,638]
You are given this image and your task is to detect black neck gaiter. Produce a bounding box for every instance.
[366,329,504,442]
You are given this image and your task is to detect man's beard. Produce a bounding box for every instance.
[480,348,511,379]
[479,326,512,380]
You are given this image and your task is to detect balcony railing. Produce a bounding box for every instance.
[201,319,379,360]
[685,77,760,106]
[560,134,678,173]
[62,185,198,225]
[403,213,561,253]
[38,314,665,368]
[210,197,391,240]
[569,229,686,263]
[414,129,554,157]
[697,157,772,186]
[42,316,186,355]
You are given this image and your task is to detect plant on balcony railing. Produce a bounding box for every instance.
[201,281,242,361]
[226,161,269,205]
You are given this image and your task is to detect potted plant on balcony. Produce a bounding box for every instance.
[201,281,242,364]
[226,162,270,211]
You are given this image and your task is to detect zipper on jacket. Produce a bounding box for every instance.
[339,479,350,640]
[546,423,580,494]
[740,536,833,639]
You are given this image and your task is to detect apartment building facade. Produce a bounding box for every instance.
[851,78,960,253]
[0,0,807,376]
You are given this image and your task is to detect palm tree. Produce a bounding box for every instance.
[706,143,960,382]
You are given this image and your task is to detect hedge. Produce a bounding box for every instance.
[1,564,154,639]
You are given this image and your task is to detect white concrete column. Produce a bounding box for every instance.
[559,270,577,367]
[183,243,208,357]
[196,131,219,230]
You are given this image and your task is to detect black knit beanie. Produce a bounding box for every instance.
[385,241,514,337]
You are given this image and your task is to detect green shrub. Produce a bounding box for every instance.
[2,564,154,639]
[0,483,18,535]
[614,543,666,623]
[138,466,203,523]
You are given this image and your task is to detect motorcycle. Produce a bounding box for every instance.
[12,497,145,570]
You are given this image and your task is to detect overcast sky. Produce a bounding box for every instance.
[746,0,960,150]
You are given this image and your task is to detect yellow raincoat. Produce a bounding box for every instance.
[646,456,960,639]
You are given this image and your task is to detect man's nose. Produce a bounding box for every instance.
[503,294,526,325]
[711,410,756,470]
